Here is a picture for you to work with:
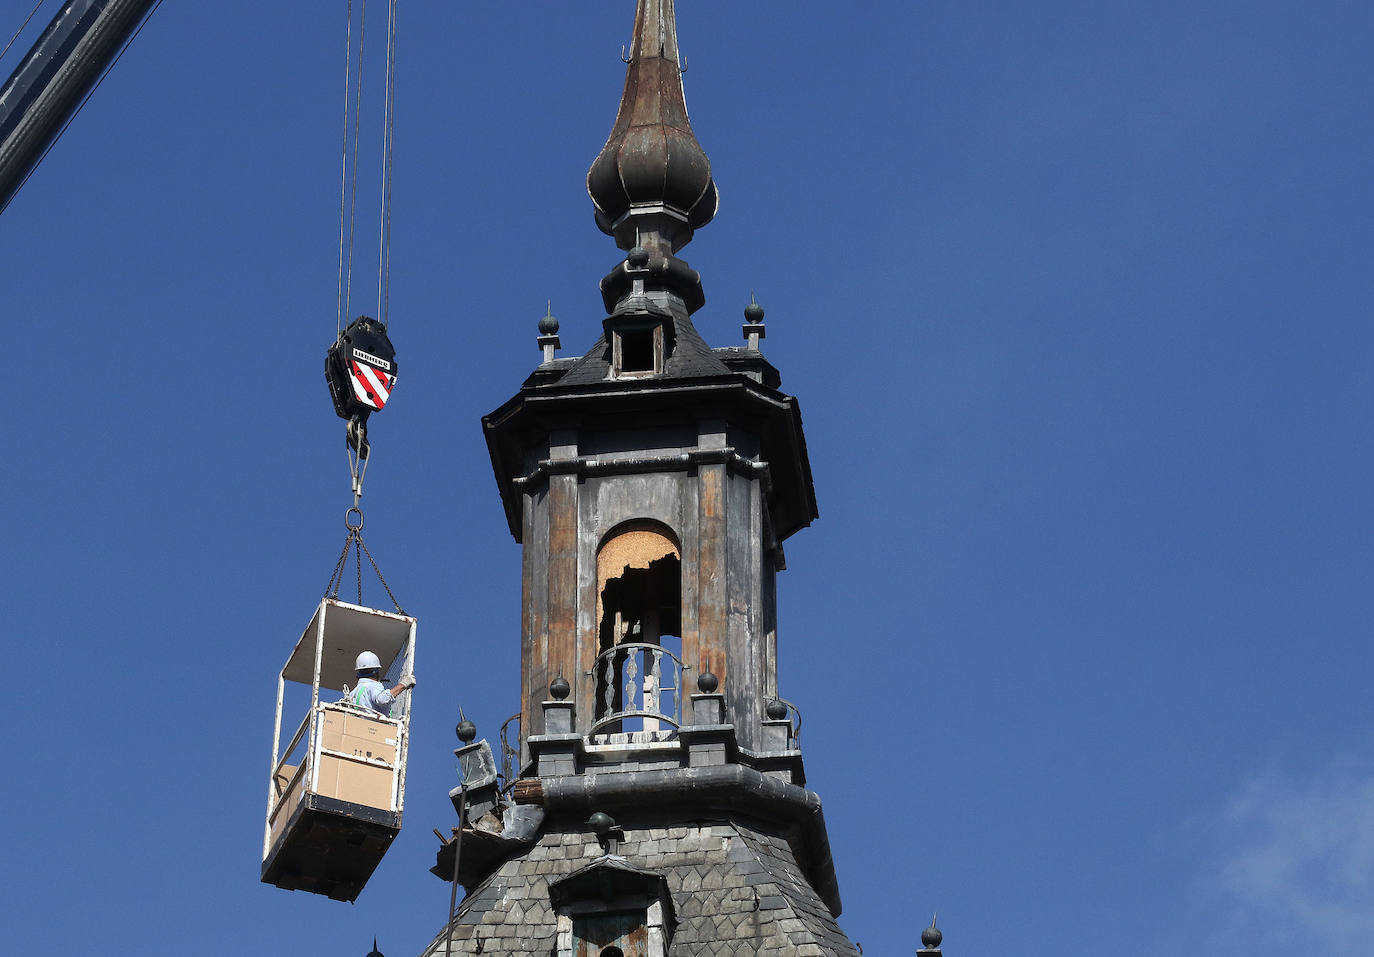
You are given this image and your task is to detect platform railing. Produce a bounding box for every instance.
[588,642,684,735]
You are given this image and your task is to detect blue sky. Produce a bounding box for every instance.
[5,2,1373,955]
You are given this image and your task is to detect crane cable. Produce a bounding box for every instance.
[377,0,397,327]
[336,0,398,335]
[327,0,402,611]
[0,0,48,65]
[334,0,399,507]
[336,0,366,336]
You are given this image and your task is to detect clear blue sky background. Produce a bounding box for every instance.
[4,2,1372,955]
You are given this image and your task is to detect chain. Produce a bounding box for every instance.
[325,528,357,599]
[323,507,403,614]
[359,535,404,613]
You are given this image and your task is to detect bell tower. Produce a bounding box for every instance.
[427,3,858,954]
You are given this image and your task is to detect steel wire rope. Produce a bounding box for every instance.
[342,0,369,325]
[0,0,165,217]
[375,0,397,326]
[334,0,354,336]
[0,0,47,65]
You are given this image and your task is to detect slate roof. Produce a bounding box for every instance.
[421,816,860,957]
[552,294,732,388]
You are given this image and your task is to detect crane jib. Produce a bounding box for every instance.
[0,0,162,214]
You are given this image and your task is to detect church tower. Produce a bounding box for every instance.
[426,3,859,953]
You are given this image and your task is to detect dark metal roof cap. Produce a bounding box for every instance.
[587,0,718,255]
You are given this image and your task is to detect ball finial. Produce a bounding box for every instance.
[697,671,719,693]
[627,245,650,268]
[550,675,571,700]
[455,708,477,744]
[587,811,615,836]
[538,301,559,335]
[744,292,765,323]
[765,698,788,721]
[921,915,942,949]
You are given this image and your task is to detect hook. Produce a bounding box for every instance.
[620,43,631,64]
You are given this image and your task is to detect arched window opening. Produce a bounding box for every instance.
[594,525,683,735]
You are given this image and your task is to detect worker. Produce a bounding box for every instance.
[348,650,416,716]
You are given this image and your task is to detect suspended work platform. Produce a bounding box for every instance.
[263,598,417,902]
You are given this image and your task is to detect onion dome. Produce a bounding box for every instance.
[587,0,718,255]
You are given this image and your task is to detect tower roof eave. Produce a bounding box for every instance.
[483,376,818,544]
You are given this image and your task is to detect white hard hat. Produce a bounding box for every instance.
[355,651,382,672]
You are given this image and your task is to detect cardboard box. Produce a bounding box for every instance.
[319,709,398,764]
[316,752,395,810]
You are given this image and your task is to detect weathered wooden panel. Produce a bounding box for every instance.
[573,911,649,957]
[695,461,728,692]
[547,472,579,724]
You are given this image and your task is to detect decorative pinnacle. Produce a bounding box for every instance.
[587,0,718,256]
[549,673,571,700]
[587,811,615,836]
[537,300,561,363]
[367,937,385,957]
[744,291,765,323]
[743,291,766,350]
[920,914,943,951]
[538,301,559,335]
[455,708,477,744]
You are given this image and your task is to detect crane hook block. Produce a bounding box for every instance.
[326,316,398,423]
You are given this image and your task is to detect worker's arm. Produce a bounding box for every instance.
[389,673,416,697]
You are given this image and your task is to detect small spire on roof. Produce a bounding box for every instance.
[537,301,561,363]
[918,914,943,956]
[742,292,766,351]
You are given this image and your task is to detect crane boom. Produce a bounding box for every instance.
[0,0,159,213]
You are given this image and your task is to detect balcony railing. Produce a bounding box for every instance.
[589,642,684,735]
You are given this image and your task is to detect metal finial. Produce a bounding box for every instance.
[367,937,385,957]
[743,290,766,350]
[538,300,559,335]
[744,291,765,322]
[550,671,571,700]
[455,707,477,744]
[587,811,614,835]
[537,300,561,363]
[921,913,942,949]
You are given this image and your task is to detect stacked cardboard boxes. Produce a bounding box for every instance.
[316,708,401,810]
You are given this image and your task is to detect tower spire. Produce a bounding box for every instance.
[587,0,719,256]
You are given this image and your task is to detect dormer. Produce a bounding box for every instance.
[606,309,674,379]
